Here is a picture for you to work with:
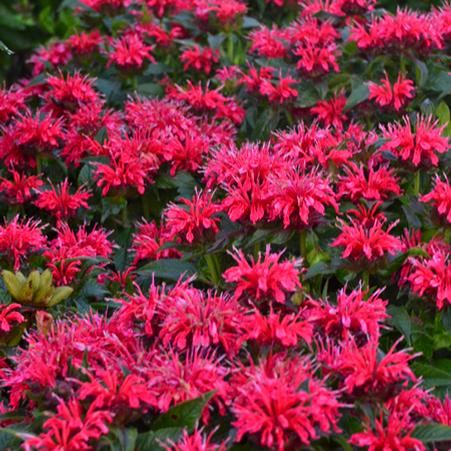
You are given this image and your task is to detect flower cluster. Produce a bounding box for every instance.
[0,0,449,449]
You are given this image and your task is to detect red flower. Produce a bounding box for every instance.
[0,87,27,123]
[332,216,402,263]
[338,162,401,201]
[67,30,103,55]
[180,46,219,74]
[269,168,338,228]
[305,287,388,341]
[131,221,181,265]
[166,428,227,451]
[0,216,47,270]
[311,94,347,129]
[336,337,418,396]
[259,73,298,104]
[149,349,228,415]
[381,115,449,167]
[369,73,415,111]
[108,33,155,69]
[0,169,43,204]
[350,410,425,451]
[402,244,450,310]
[164,190,222,244]
[35,179,91,219]
[23,398,112,451]
[223,246,302,304]
[420,175,451,223]
[426,394,451,425]
[44,72,101,113]
[249,26,288,58]
[0,303,25,334]
[79,369,157,410]
[231,354,342,451]
[243,308,313,347]
[28,42,72,76]
[158,289,245,355]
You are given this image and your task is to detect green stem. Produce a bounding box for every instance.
[121,201,129,227]
[227,33,234,63]
[205,254,219,286]
[362,271,370,290]
[413,170,421,196]
[299,229,307,259]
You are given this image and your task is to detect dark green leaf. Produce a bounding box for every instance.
[412,424,451,443]
[345,83,369,110]
[151,391,215,430]
[138,259,196,281]
[387,306,412,345]
[136,427,183,451]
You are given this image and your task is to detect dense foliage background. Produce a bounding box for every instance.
[0,0,450,449]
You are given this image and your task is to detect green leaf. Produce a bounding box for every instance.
[345,83,369,110]
[136,427,183,451]
[138,259,196,281]
[387,306,412,345]
[151,391,215,430]
[412,424,451,443]
[414,58,428,88]
[172,172,198,199]
[109,427,138,451]
[435,101,450,126]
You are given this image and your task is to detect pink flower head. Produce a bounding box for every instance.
[180,46,219,74]
[0,216,46,270]
[369,73,415,111]
[336,337,418,396]
[0,169,43,204]
[232,353,342,451]
[332,216,402,263]
[164,190,222,244]
[243,308,313,347]
[223,246,302,304]
[269,168,339,228]
[420,175,451,223]
[165,428,227,451]
[381,115,449,167]
[23,398,112,451]
[67,30,103,55]
[108,33,155,69]
[338,162,401,201]
[259,72,298,104]
[34,179,91,219]
[158,289,246,355]
[305,286,388,341]
[350,410,425,451]
[311,94,347,129]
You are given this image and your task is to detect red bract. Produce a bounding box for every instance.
[223,246,302,304]
[305,287,388,341]
[0,303,25,334]
[381,115,449,167]
[35,179,91,219]
[164,190,222,244]
[350,411,425,451]
[231,354,342,451]
[420,175,451,223]
[0,216,46,270]
[23,398,113,451]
